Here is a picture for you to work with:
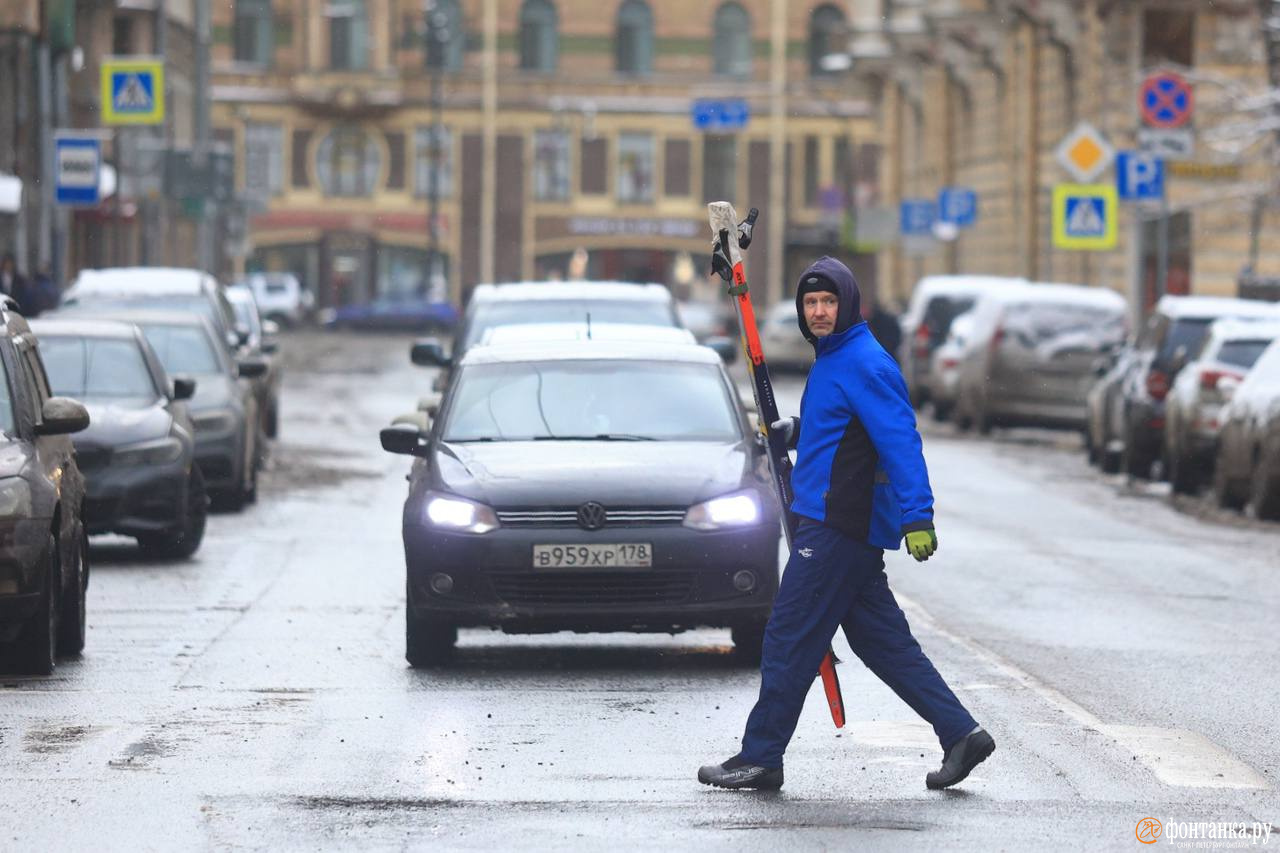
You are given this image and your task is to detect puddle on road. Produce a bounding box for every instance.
[23,723,100,754]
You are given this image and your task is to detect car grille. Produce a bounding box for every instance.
[495,507,686,528]
[489,571,694,607]
[75,445,113,471]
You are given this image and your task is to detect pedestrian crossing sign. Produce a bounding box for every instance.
[101,57,165,125]
[1052,184,1117,250]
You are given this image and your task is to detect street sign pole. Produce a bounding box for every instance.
[1156,195,1169,303]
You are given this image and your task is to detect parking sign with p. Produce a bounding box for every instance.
[1116,151,1164,202]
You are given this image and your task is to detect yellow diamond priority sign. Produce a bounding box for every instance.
[1055,122,1114,182]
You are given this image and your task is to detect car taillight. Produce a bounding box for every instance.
[941,357,959,369]
[914,324,931,356]
[1146,369,1170,400]
[989,324,1005,355]
[1199,368,1242,390]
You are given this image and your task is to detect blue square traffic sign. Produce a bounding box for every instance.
[938,187,978,228]
[1115,151,1164,201]
[900,199,935,236]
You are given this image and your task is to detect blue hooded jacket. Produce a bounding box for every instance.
[790,257,935,549]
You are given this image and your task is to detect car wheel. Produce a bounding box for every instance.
[975,403,993,436]
[266,403,279,439]
[1251,449,1280,521]
[1167,446,1200,495]
[139,468,208,560]
[1084,427,1098,465]
[1212,455,1247,511]
[1122,419,1151,479]
[731,621,766,665]
[244,458,259,506]
[406,595,457,667]
[10,534,59,675]
[56,526,88,656]
[932,401,953,423]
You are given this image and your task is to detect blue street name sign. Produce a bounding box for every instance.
[691,99,750,132]
[900,199,935,237]
[1115,151,1165,202]
[54,134,101,206]
[938,187,978,228]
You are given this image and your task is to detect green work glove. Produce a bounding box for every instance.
[905,528,938,562]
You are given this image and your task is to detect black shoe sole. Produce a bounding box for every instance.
[925,736,995,790]
[698,770,784,791]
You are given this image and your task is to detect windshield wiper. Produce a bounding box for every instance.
[532,433,657,441]
[449,436,499,443]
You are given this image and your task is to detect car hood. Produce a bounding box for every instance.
[433,440,752,507]
[77,398,171,447]
[0,439,31,479]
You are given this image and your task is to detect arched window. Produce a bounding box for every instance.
[426,0,465,72]
[233,0,273,66]
[328,0,368,71]
[520,0,558,72]
[316,126,382,197]
[713,3,751,77]
[808,4,846,76]
[615,0,653,75]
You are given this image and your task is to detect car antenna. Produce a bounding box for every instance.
[586,311,592,340]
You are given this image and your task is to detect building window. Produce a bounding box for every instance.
[328,0,368,71]
[413,125,453,198]
[616,0,653,75]
[112,16,133,55]
[245,122,284,197]
[316,126,381,197]
[1142,9,1194,67]
[426,0,465,71]
[809,4,845,76]
[234,0,274,66]
[702,135,737,203]
[533,129,570,201]
[713,2,751,77]
[803,135,820,207]
[520,0,558,71]
[617,133,654,203]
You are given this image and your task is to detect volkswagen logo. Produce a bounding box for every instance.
[577,502,608,531]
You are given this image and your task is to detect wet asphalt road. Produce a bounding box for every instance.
[2,331,1278,851]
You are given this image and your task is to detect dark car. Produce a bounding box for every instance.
[103,311,266,511]
[321,297,458,332]
[226,286,283,438]
[0,304,91,675]
[1108,296,1280,478]
[380,338,782,666]
[30,319,208,558]
[1213,337,1280,518]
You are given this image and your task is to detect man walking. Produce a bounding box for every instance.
[698,257,994,791]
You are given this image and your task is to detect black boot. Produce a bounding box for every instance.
[925,727,995,790]
[697,755,784,790]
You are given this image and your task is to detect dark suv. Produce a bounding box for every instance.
[0,303,91,675]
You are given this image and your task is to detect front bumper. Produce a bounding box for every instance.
[81,460,189,537]
[404,520,780,633]
[194,431,242,492]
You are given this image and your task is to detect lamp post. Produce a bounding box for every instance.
[423,2,450,300]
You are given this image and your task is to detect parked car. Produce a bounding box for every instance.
[899,275,1027,408]
[1107,296,1280,478]
[225,286,283,439]
[926,310,977,422]
[1163,319,1280,494]
[412,281,684,387]
[954,283,1126,432]
[380,337,782,666]
[1212,337,1280,518]
[759,300,814,374]
[61,267,248,356]
[234,272,313,327]
[676,299,738,342]
[103,311,266,511]
[1085,344,1137,473]
[321,296,458,332]
[0,304,90,675]
[31,319,207,558]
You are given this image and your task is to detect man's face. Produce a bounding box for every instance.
[802,291,839,338]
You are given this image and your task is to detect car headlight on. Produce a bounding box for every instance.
[192,412,238,434]
[0,478,32,518]
[683,489,762,531]
[424,493,500,534]
[113,437,185,467]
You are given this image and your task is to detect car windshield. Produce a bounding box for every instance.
[39,337,158,400]
[444,360,741,443]
[0,359,14,436]
[464,300,676,348]
[137,324,222,376]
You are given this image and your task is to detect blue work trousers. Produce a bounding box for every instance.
[739,522,977,768]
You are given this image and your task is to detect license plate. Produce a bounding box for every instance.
[532,543,652,569]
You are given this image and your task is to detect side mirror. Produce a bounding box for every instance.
[35,397,90,436]
[235,324,252,347]
[705,335,738,365]
[380,423,428,456]
[410,339,451,368]
[238,358,269,379]
[417,393,443,417]
[172,376,197,401]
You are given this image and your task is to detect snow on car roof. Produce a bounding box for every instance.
[469,281,673,303]
[30,318,142,340]
[1012,282,1127,310]
[460,337,723,367]
[1204,318,1280,341]
[912,275,1028,298]
[1155,295,1280,320]
[70,267,218,296]
[479,323,696,347]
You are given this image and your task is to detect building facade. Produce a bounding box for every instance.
[853,0,1280,314]
[211,0,881,311]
